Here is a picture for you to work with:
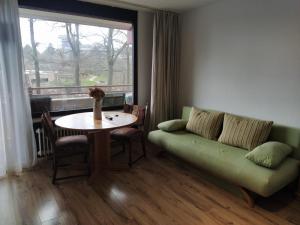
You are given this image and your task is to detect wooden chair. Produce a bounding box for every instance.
[41,112,90,184]
[110,104,147,167]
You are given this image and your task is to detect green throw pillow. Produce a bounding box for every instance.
[245,142,293,169]
[158,119,187,132]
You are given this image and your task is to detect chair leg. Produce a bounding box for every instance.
[51,154,55,170]
[52,165,57,185]
[122,142,126,153]
[84,151,89,163]
[128,141,132,168]
[86,151,91,177]
[141,135,146,158]
[52,157,57,184]
[87,162,91,177]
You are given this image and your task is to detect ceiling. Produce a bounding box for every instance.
[83,0,218,12]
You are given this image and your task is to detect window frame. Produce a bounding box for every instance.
[18,0,138,117]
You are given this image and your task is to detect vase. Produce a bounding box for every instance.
[93,99,102,120]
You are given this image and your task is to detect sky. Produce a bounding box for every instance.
[19,17,129,52]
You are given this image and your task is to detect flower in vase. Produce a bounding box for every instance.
[89,87,105,100]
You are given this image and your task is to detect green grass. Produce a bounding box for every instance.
[81,74,107,86]
[81,79,98,86]
[49,79,74,86]
[48,73,108,87]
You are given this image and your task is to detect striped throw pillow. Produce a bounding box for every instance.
[218,113,273,150]
[186,107,224,140]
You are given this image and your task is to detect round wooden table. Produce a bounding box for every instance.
[55,111,137,181]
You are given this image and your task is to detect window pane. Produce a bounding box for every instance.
[19,12,133,113]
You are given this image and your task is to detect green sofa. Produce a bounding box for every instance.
[148,106,300,204]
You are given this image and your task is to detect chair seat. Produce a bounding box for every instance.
[55,135,89,148]
[111,127,142,140]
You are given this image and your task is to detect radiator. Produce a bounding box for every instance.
[35,126,84,158]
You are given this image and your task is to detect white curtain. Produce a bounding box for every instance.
[0,0,36,177]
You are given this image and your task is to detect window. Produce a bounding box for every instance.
[19,8,135,115]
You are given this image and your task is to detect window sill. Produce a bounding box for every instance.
[32,106,123,123]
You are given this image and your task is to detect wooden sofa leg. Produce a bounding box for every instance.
[287,179,298,196]
[239,187,256,208]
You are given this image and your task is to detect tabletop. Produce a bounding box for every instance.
[55,111,137,131]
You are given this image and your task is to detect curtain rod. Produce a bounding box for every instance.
[81,0,156,12]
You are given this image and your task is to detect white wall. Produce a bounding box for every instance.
[180,0,300,128]
[138,11,153,106]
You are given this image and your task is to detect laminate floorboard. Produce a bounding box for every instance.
[0,144,299,225]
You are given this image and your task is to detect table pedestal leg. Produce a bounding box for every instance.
[89,130,111,182]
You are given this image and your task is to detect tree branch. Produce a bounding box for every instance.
[113,42,128,63]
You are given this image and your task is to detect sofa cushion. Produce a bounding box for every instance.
[111,127,142,140]
[182,106,300,160]
[148,130,299,197]
[56,135,88,148]
[245,142,293,169]
[218,113,273,150]
[158,119,187,132]
[186,107,224,140]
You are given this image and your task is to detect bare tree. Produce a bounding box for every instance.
[65,23,80,86]
[126,44,131,84]
[29,18,40,93]
[104,28,128,85]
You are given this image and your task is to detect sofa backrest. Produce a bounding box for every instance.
[182,106,300,160]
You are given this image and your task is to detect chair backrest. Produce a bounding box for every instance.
[124,104,148,129]
[41,111,56,148]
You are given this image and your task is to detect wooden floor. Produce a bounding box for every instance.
[1,144,300,225]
